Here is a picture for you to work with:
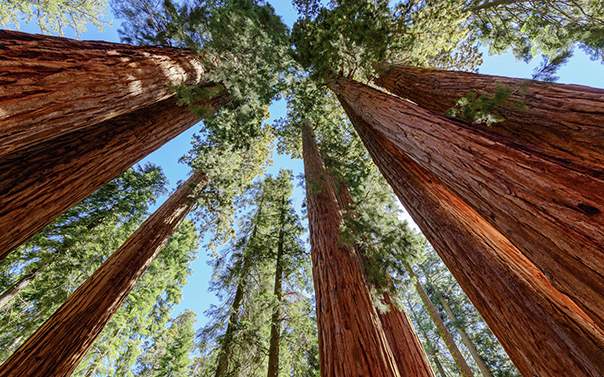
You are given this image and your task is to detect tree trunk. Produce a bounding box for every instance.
[378,293,435,377]
[0,171,207,377]
[407,299,449,377]
[375,64,604,178]
[0,30,215,157]
[331,76,604,328]
[0,88,227,263]
[403,263,474,377]
[0,268,39,310]
[302,121,401,377]
[327,163,433,377]
[337,102,604,376]
[439,296,493,377]
[266,196,286,377]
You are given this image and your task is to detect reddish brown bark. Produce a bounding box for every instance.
[0,30,213,157]
[339,103,604,376]
[331,77,604,328]
[302,121,401,377]
[329,177,433,377]
[375,64,604,178]
[379,293,435,377]
[0,90,227,262]
[0,171,206,377]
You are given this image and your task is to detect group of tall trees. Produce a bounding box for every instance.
[0,0,603,376]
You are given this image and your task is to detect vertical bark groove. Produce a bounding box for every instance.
[339,102,604,376]
[0,171,207,377]
[331,77,604,328]
[302,122,401,377]
[0,30,211,156]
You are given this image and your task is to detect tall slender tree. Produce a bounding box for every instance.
[403,261,474,377]
[0,171,207,377]
[302,121,401,377]
[375,64,604,176]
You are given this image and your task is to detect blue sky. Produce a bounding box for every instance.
[8,1,604,329]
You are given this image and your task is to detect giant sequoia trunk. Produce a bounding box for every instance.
[0,90,227,262]
[378,293,435,377]
[302,122,401,377]
[0,30,213,157]
[375,64,604,178]
[0,171,207,377]
[439,296,493,377]
[403,263,474,377]
[266,196,286,377]
[331,77,604,328]
[338,103,604,376]
[329,177,433,377]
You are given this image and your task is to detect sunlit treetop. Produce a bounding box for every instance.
[291,0,482,81]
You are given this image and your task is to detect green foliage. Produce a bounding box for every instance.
[0,164,166,362]
[446,85,512,126]
[291,0,482,81]
[196,171,317,377]
[0,0,106,34]
[114,0,292,145]
[468,0,604,63]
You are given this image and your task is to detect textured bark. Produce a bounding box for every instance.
[375,64,604,178]
[0,171,207,377]
[439,297,493,377]
[0,30,212,157]
[266,196,286,377]
[407,301,449,377]
[332,77,604,328]
[330,178,433,377]
[339,102,604,376]
[403,263,474,377]
[302,122,401,377]
[379,293,435,377]
[0,268,38,310]
[0,89,227,262]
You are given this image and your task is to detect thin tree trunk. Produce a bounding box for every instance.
[439,296,493,377]
[338,102,604,376]
[407,300,449,377]
[0,30,214,157]
[403,262,474,377]
[0,268,39,310]
[302,121,401,377]
[331,76,604,328]
[0,88,227,263]
[0,171,207,377]
[375,64,604,178]
[266,196,286,377]
[214,195,265,377]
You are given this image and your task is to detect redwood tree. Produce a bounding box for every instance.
[375,64,604,177]
[302,121,401,377]
[0,94,228,262]
[0,171,207,377]
[339,104,604,376]
[331,77,604,328]
[0,30,211,157]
